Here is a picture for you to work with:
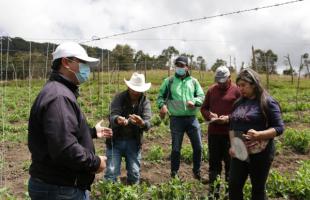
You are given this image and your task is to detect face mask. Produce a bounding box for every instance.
[175,67,186,76]
[75,63,90,84]
[218,79,231,91]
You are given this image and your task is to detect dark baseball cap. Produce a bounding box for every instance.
[175,56,188,65]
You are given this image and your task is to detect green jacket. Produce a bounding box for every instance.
[157,74,205,116]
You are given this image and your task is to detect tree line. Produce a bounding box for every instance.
[0,37,308,80]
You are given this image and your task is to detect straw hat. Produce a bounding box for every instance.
[124,72,151,92]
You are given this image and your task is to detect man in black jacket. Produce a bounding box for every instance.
[28,42,112,200]
[104,72,152,184]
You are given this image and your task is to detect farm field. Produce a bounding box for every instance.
[0,70,309,200]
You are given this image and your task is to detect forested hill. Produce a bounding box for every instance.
[0,37,110,79]
[0,36,108,58]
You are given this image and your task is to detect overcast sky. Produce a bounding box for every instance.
[0,0,309,72]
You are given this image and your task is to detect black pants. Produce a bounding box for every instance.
[229,142,275,200]
[208,134,231,198]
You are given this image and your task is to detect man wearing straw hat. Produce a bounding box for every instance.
[28,42,112,200]
[104,72,152,184]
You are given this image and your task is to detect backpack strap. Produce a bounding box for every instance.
[163,76,174,103]
[164,76,197,102]
[167,76,174,101]
[192,78,197,97]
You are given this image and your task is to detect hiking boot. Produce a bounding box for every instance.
[171,171,178,179]
[193,171,202,180]
[193,171,208,184]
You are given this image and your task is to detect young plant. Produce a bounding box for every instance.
[145,145,164,163]
[283,128,310,153]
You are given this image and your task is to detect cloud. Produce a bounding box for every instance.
[0,0,309,71]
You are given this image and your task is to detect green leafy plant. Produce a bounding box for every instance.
[267,170,290,199]
[267,160,310,199]
[0,187,16,200]
[208,176,228,200]
[282,113,297,123]
[22,160,31,172]
[287,160,310,199]
[274,139,284,155]
[283,128,310,153]
[91,179,196,200]
[151,115,162,127]
[145,145,164,163]
[150,178,193,200]
[180,144,208,163]
[181,144,193,163]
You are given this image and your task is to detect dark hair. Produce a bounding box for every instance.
[51,58,62,70]
[235,68,270,122]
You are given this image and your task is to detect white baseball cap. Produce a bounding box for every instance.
[52,42,99,67]
[124,72,151,92]
[215,66,230,83]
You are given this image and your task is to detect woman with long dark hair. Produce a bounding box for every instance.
[228,68,284,200]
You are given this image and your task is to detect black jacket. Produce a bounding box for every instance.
[28,71,100,190]
[107,90,152,147]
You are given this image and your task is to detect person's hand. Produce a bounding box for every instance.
[243,129,260,142]
[209,112,218,120]
[229,147,236,157]
[243,129,260,148]
[96,156,107,173]
[129,114,145,127]
[116,116,128,126]
[159,105,168,119]
[217,115,229,124]
[95,120,113,138]
[187,101,195,109]
[208,112,219,123]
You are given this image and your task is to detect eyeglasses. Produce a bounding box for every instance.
[65,57,86,64]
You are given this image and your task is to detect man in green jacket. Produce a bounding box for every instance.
[157,56,205,179]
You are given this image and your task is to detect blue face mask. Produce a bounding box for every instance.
[175,67,186,76]
[75,63,90,84]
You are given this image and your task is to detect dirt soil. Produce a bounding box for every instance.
[1,134,309,199]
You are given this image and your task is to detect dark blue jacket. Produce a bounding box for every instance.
[28,71,99,190]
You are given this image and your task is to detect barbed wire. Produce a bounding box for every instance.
[80,0,304,44]
[84,37,310,45]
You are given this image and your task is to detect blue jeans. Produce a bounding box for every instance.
[28,177,89,200]
[170,116,202,174]
[104,139,141,184]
